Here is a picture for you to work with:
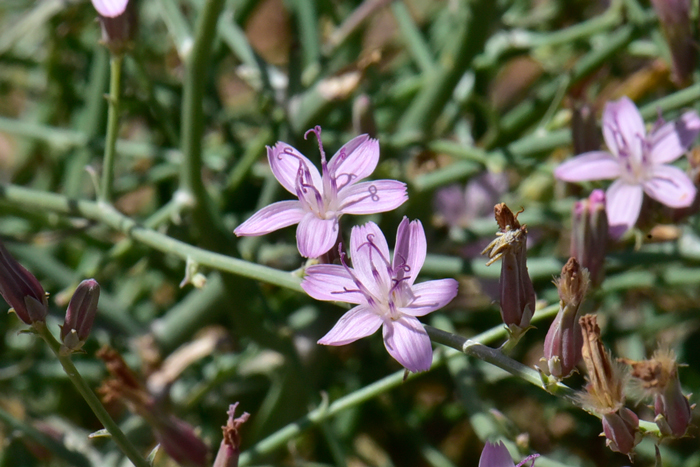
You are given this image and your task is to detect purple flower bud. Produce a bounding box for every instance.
[650,0,695,86]
[478,441,539,467]
[482,204,536,340]
[60,279,100,353]
[542,258,589,379]
[571,102,601,155]
[0,239,48,325]
[92,0,137,55]
[213,403,250,467]
[151,415,209,467]
[602,408,640,456]
[571,189,608,287]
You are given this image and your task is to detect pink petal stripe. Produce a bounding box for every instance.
[479,442,515,467]
[602,97,645,162]
[234,200,305,236]
[91,0,129,17]
[317,305,382,346]
[268,143,322,195]
[327,135,379,183]
[296,213,338,258]
[643,164,697,208]
[605,179,643,236]
[649,111,700,164]
[554,151,621,182]
[302,264,364,304]
[339,180,408,215]
[401,279,459,317]
[350,222,391,299]
[382,316,432,373]
[393,218,426,286]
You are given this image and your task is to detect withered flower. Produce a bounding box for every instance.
[579,315,640,456]
[622,348,693,438]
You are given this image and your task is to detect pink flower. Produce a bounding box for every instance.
[302,218,458,372]
[91,0,129,18]
[234,127,408,258]
[479,441,539,467]
[555,97,700,235]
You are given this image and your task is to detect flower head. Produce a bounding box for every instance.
[555,97,700,236]
[302,218,458,372]
[479,441,539,467]
[234,127,408,258]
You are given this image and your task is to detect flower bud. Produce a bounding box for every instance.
[650,0,695,86]
[352,94,377,137]
[0,239,48,325]
[213,403,250,467]
[542,258,589,379]
[571,102,600,155]
[152,415,209,467]
[571,190,607,287]
[482,204,536,340]
[623,348,693,438]
[91,0,137,55]
[602,408,640,456]
[60,279,100,353]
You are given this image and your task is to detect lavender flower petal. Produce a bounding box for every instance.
[301,264,363,304]
[327,135,379,182]
[350,222,391,298]
[296,214,337,258]
[606,180,644,234]
[602,97,645,162]
[91,0,129,17]
[382,316,432,373]
[401,280,458,317]
[554,151,621,181]
[393,218,426,287]
[649,111,700,164]
[339,180,408,215]
[479,442,515,467]
[643,165,697,208]
[234,201,305,236]
[317,305,382,346]
[267,142,322,195]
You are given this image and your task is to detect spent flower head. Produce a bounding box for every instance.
[622,348,693,438]
[555,97,700,236]
[482,204,536,340]
[235,127,408,258]
[302,218,458,373]
[479,441,539,467]
[0,239,48,325]
[213,402,250,467]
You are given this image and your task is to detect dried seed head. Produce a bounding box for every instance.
[213,402,250,467]
[494,203,521,231]
[578,314,627,413]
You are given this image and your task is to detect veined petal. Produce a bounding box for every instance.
[649,111,700,164]
[91,0,129,17]
[401,279,459,316]
[603,97,645,162]
[234,201,305,236]
[350,222,391,299]
[606,180,643,237]
[643,164,697,208]
[393,218,426,286]
[554,152,621,182]
[479,442,515,467]
[268,143,322,195]
[302,264,364,304]
[382,316,432,373]
[328,135,379,183]
[296,213,338,258]
[318,305,382,346]
[339,180,408,215]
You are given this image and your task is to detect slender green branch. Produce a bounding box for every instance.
[100,54,123,203]
[34,323,151,467]
[0,184,302,292]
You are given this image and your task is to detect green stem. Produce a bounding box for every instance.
[100,54,123,204]
[180,0,226,243]
[34,322,150,467]
[0,183,302,292]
